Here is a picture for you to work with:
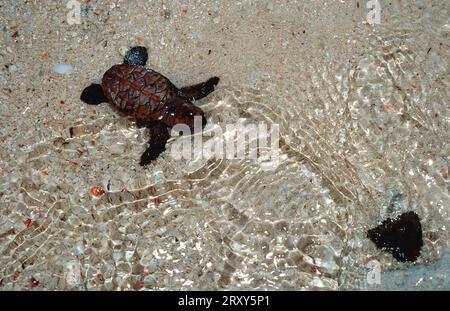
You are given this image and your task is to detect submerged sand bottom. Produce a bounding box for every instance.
[0,0,448,290]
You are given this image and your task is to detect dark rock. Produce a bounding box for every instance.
[367,211,423,262]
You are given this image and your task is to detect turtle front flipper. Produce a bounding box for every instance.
[177,77,220,101]
[140,121,171,166]
[80,83,109,105]
[123,46,148,66]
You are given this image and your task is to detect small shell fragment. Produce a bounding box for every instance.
[90,186,105,197]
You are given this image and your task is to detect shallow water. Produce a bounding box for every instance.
[0,0,448,290]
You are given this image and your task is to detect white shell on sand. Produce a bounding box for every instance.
[52,64,73,74]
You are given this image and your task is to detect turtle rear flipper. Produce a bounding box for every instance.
[140,121,171,166]
[177,77,220,101]
[123,46,148,66]
[80,84,108,105]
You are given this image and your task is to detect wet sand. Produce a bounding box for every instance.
[0,0,448,290]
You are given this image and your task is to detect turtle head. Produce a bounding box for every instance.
[161,99,206,131]
[123,46,148,66]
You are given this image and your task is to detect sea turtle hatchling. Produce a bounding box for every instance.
[80,46,220,166]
